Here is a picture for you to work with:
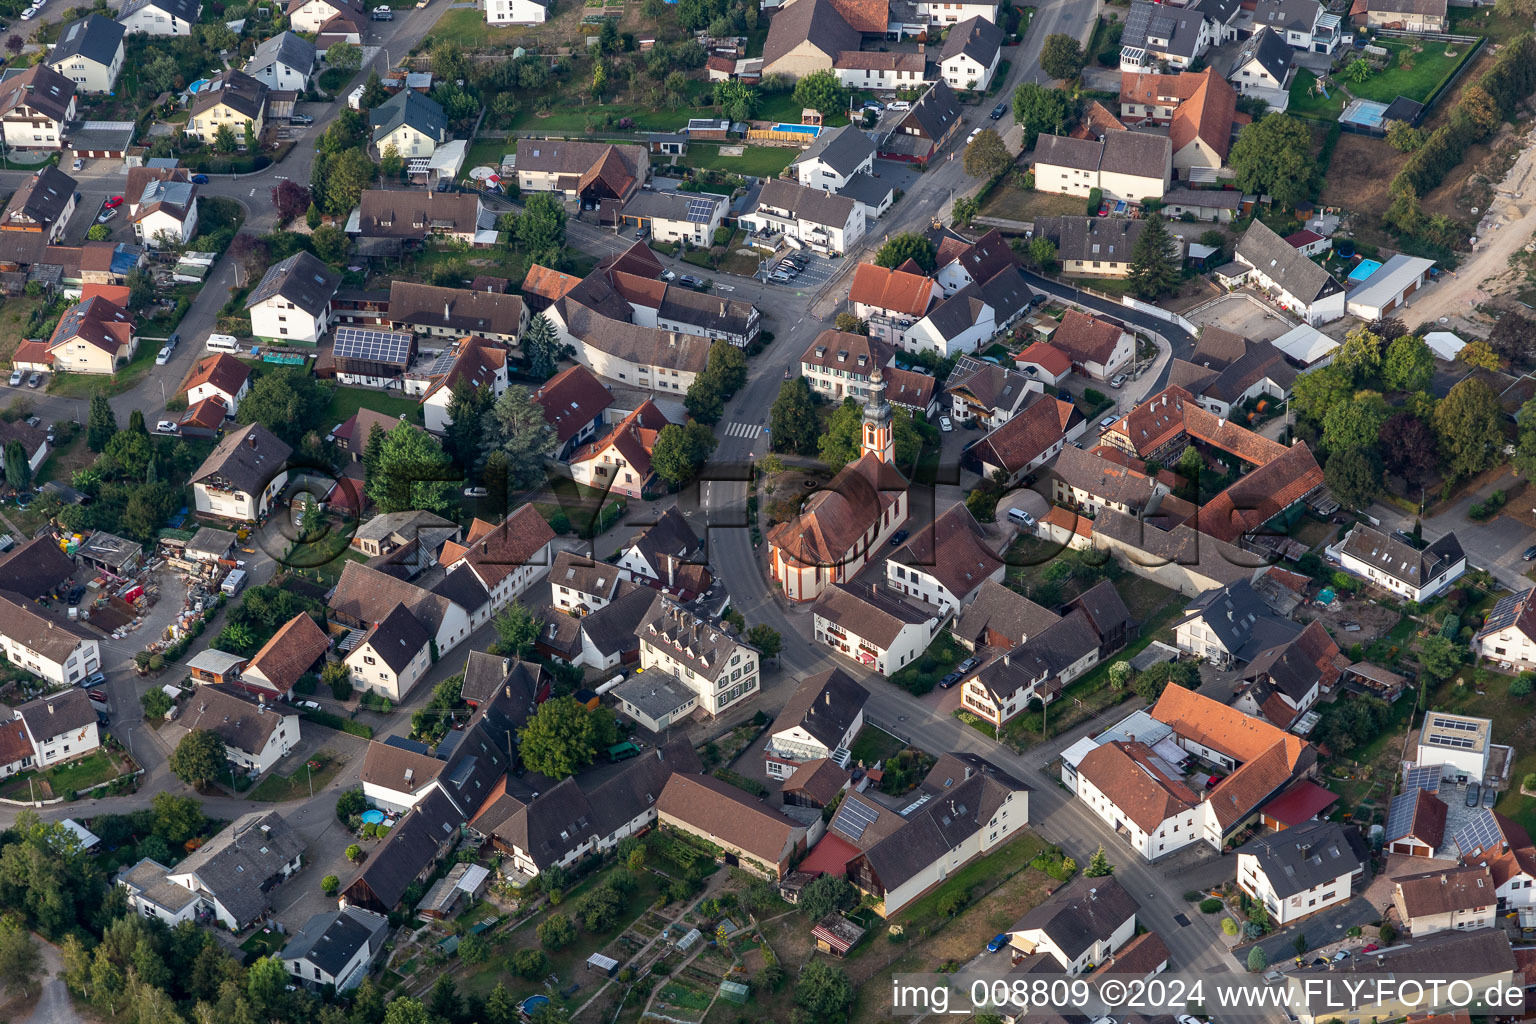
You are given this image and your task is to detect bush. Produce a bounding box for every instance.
[936,887,970,917]
[1083,388,1107,407]
[1524,773,1536,791]
[1469,489,1508,521]
[1085,187,1102,217]
[539,913,577,950]
[321,875,339,895]
[1378,923,1396,945]
[1221,917,1239,936]
[1512,674,1534,698]
[1199,898,1223,914]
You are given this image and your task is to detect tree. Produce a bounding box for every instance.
[1344,57,1374,83]
[1334,327,1383,383]
[650,422,719,485]
[1290,364,1353,426]
[705,340,747,395]
[1458,339,1501,371]
[1380,412,1439,488]
[269,180,311,225]
[493,601,540,658]
[321,875,340,895]
[590,59,608,100]
[360,69,390,109]
[512,949,549,980]
[745,624,782,660]
[798,875,855,920]
[1134,659,1199,704]
[317,147,376,218]
[1028,235,1058,269]
[1324,448,1382,510]
[310,224,349,264]
[1039,33,1086,80]
[1382,334,1433,392]
[834,313,868,334]
[86,224,110,242]
[236,366,330,445]
[518,696,618,777]
[1386,120,1426,152]
[793,70,849,118]
[154,792,206,844]
[212,123,237,154]
[819,398,921,468]
[1012,82,1079,148]
[336,787,366,823]
[1228,113,1315,208]
[2,441,28,492]
[484,385,559,489]
[87,391,116,452]
[1085,844,1114,877]
[169,730,227,788]
[365,423,458,515]
[378,142,404,182]
[4,36,20,54]
[1321,391,1390,452]
[538,913,577,950]
[685,375,724,424]
[770,377,819,455]
[713,79,756,122]
[0,916,42,999]
[427,975,461,1024]
[523,313,563,380]
[516,193,567,265]
[795,961,855,1018]
[385,998,432,1024]
[326,39,362,71]
[963,128,1013,179]
[1434,377,1503,478]
[1417,634,1467,682]
[443,380,493,473]
[1490,312,1536,364]
[141,688,172,719]
[1247,946,1269,973]
[1127,214,1180,299]
[874,233,937,272]
[430,39,470,82]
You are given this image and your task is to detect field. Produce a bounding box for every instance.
[978,184,1087,224]
[669,145,797,177]
[1319,131,1410,217]
[1288,70,1345,120]
[1449,4,1528,43]
[426,6,541,47]
[1347,38,1474,105]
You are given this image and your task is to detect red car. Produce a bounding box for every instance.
[88,689,107,703]
[103,195,124,209]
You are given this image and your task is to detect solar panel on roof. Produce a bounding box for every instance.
[685,197,716,225]
[1454,808,1501,857]
[832,798,879,841]
[1383,790,1418,843]
[334,326,413,365]
[1402,763,1441,793]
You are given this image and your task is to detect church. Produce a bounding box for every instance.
[766,367,910,602]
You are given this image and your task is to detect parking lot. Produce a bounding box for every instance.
[765,250,839,293]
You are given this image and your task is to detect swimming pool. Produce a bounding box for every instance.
[188,78,211,93]
[1348,258,1383,282]
[769,123,821,137]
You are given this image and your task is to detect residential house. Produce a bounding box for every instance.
[1224,220,1346,325]
[1015,341,1073,384]
[940,15,1004,92]
[548,299,707,394]
[244,31,316,91]
[1072,739,1204,861]
[763,667,866,780]
[484,0,549,21]
[1118,0,1240,73]
[438,506,557,618]
[790,123,876,193]
[348,510,458,565]
[360,738,444,813]
[848,261,940,348]
[901,266,1035,357]
[1160,188,1243,223]
[569,399,671,499]
[353,190,489,247]
[129,175,198,248]
[246,251,340,345]
[47,292,135,373]
[315,11,363,53]
[1173,578,1304,667]
[175,683,299,776]
[540,581,668,672]
[970,392,1084,486]
[1119,68,1242,174]
[186,650,248,689]
[0,166,77,243]
[162,811,304,929]
[0,596,98,686]
[761,0,859,78]
[280,907,390,991]
[811,581,943,676]
[548,550,623,615]
[1474,589,1536,672]
[618,597,760,723]
[657,773,807,878]
[183,69,267,146]
[1232,620,1345,729]
[784,761,850,811]
[415,335,509,433]
[1031,130,1172,202]
[951,579,1059,653]
[945,355,1042,430]
[1457,811,1536,921]
[1352,0,1447,32]
[832,49,926,92]
[46,15,125,93]
[534,363,613,459]
[1344,253,1437,320]
[0,65,76,150]
[615,507,706,589]
[1032,216,1173,281]
[914,0,998,27]
[287,0,362,33]
[1166,328,1297,417]
[1236,820,1366,926]
[885,503,1004,611]
[389,281,525,344]
[239,612,331,701]
[344,603,433,702]
[191,423,292,520]
[616,190,725,248]
[799,329,891,402]
[1004,874,1138,971]
[1394,864,1497,936]
[1051,444,1168,519]
[1416,711,1493,786]
[878,80,964,163]
[884,365,939,416]
[340,788,461,912]
[932,228,1017,296]
[1047,308,1135,379]
[515,140,647,204]
[1328,523,1466,602]
[740,178,865,254]
[1227,26,1295,105]
[117,0,200,34]
[1253,0,1341,53]
[328,325,415,388]
[369,89,448,160]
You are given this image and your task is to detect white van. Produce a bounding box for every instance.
[1007,507,1035,528]
[221,568,248,595]
[206,334,240,353]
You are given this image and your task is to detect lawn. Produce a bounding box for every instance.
[0,751,123,801]
[888,632,968,695]
[0,295,45,367]
[671,144,796,177]
[1449,4,1528,44]
[462,137,515,174]
[239,928,285,961]
[427,6,539,47]
[322,385,421,431]
[756,91,852,128]
[1347,39,1475,104]
[246,753,344,802]
[509,101,702,133]
[1288,70,1346,120]
[893,831,1046,934]
[979,183,1087,224]
[847,724,907,766]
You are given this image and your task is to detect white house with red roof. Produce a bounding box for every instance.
[533,363,614,460]
[1050,309,1135,380]
[183,352,251,417]
[418,336,509,433]
[848,260,940,348]
[569,399,672,499]
[932,228,1017,296]
[1015,342,1072,385]
[971,393,1084,486]
[439,506,557,614]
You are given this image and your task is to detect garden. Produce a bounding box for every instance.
[1344,38,1477,106]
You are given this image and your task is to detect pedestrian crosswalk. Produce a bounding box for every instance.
[722,422,762,439]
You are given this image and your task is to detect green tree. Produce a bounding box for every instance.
[1085,844,1114,877]
[1133,659,1200,704]
[236,366,330,445]
[169,730,227,788]
[793,69,849,118]
[1247,946,1269,972]
[795,961,855,1018]
[318,147,377,218]
[1386,120,1425,152]
[1228,113,1315,208]
[684,375,724,424]
[359,69,389,109]
[1321,391,1390,452]
[818,398,921,468]
[1289,364,1354,426]
[1382,334,1434,392]
[1434,377,1503,478]
[326,39,362,71]
[873,233,937,272]
[1344,57,1374,83]
[518,696,618,776]
[834,312,868,334]
[1513,399,1536,480]
[482,449,510,516]
[0,915,42,999]
[443,380,493,473]
[798,875,855,920]
[516,193,567,264]
[650,422,719,485]
[1417,634,1467,682]
[365,423,458,515]
[705,340,747,395]
[2,441,29,492]
[430,39,470,82]
[1458,339,1501,371]
[1028,235,1058,269]
[385,997,432,1024]
[1333,327,1383,383]
[744,624,783,660]
[310,224,349,264]
[493,601,540,658]
[522,312,563,380]
[769,377,819,455]
[1039,33,1086,80]
[712,79,756,121]
[537,913,577,950]
[1012,82,1079,148]
[87,391,116,452]
[1323,448,1382,510]
[86,224,110,241]
[1126,214,1180,299]
[140,688,172,719]
[963,128,1013,179]
[484,385,559,489]
[212,123,237,154]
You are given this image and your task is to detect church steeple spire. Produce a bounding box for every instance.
[861,364,893,464]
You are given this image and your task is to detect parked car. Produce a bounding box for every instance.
[987,934,1010,953]
[463,486,488,498]
[888,529,909,547]
[155,420,179,434]
[678,275,703,289]
[957,657,981,674]
[88,689,108,704]
[660,269,676,281]
[1484,785,1497,807]
[298,700,322,710]
[190,174,208,184]
[290,114,313,126]
[1332,951,1351,963]
[967,126,983,144]
[990,102,1008,119]
[1109,373,1127,388]
[104,195,124,209]
[69,155,81,168]
[1360,944,1379,954]
[372,4,393,16]
[1523,544,1536,562]
[24,416,38,428]
[634,227,648,239]
[1007,507,1035,528]
[1099,414,1118,429]
[938,671,964,689]
[939,415,953,431]
[20,7,39,19]
[67,585,85,606]
[889,100,911,110]
[86,671,106,687]
[96,208,116,224]
[6,370,20,386]
[26,373,40,388]
[156,345,174,365]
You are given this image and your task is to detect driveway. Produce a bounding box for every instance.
[1238,895,1380,968]
[23,937,69,1024]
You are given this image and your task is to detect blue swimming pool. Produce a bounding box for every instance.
[1348,258,1383,282]
[770,123,821,137]
[360,809,385,825]
[188,78,211,93]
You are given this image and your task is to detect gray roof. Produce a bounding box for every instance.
[1100,130,1169,176]
[4,166,77,226]
[188,68,267,121]
[940,14,1004,66]
[1010,875,1140,960]
[1229,26,1292,84]
[970,609,1101,703]
[49,14,124,69]
[344,787,460,909]
[1176,578,1301,662]
[978,266,1035,322]
[612,672,695,722]
[945,354,1035,417]
[16,687,97,743]
[137,177,195,213]
[175,811,305,927]
[1033,133,1103,172]
[1163,187,1243,210]
[1053,445,1159,510]
[763,0,858,69]
[459,650,520,706]
[246,31,316,79]
[638,597,755,683]
[753,178,856,230]
[813,581,935,649]
[953,579,1059,649]
[791,123,876,179]
[769,666,868,750]
[1252,0,1318,33]
[839,171,892,210]
[280,907,390,978]
[626,506,702,574]
[620,189,724,224]
[899,80,962,144]
[120,858,199,913]
[1121,0,1209,58]
[429,566,489,615]
[658,286,757,340]
[1370,0,1447,15]
[247,250,340,316]
[353,509,457,547]
[117,0,200,23]
[1035,216,1157,265]
[1235,220,1343,305]
[191,423,293,497]
[370,88,447,146]
[178,683,296,756]
[1338,523,1464,590]
[358,603,431,674]
[581,581,663,658]
[186,526,236,557]
[1235,820,1365,899]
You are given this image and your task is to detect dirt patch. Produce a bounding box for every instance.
[1299,596,1402,646]
[1320,132,1410,213]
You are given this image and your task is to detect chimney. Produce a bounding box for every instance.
[667,556,675,588]
[444,301,451,321]
[917,41,924,53]
[824,690,831,706]
[405,767,414,785]
[247,433,257,450]
[47,703,54,715]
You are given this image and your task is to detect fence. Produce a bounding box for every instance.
[865,717,912,745]
[1120,295,1199,335]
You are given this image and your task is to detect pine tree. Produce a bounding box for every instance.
[1126,214,1180,299]
[362,423,388,480]
[86,392,117,453]
[2,440,28,492]
[127,409,146,434]
[482,450,510,519]
[1085,844,1114,877]
[522,313,562,380]
[443,382,492,472]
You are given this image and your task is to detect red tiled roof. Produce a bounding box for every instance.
[1070,100,1128,140]
[825,0,887,32]
[1120,69,1204,109]
[180,395,228,431]
[1262,779,1338,827]
[1077,740,1199,833]
[11,340,49,367]
[1197,442,1323,543]
[883,366,935,411]
[1170,69,1238,160]
[523,264,582,302]
[244,613,330,694]
[452,505,558,590]
[421,335,507,403]
[1052,309,1126,366]
[569,398,671,480]
[767,452,906,568]
[1285,229,1326,248]
[1016,341,1072,377]
[847,262,936,317]
[1041,505,1092,539]
[1152,683,1309,769]
[972,396,1076,474]
[183,353,250,398]
[533,363,613,444]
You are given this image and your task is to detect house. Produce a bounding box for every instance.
[389,281,525,344]
[1393,864,1496,936]
[1032,216,1172,281]
[0,65,76,151]
[1072,738,1204,861]
[940,15,1004,92]
[1474,589,1536,672]
[617,598,760,725]
[657,773,806,878]
[175,683,299,776]
[281,907,390,991]
[163,811,304,929]
[1344,253,1437,320]
[569,399,672,500]
[1015,341,1073,384]
[1232,620,1345,728]
[811,582,943,676]
[47,292,135,374]
[1416,711,1493,785]
[1173,577,1303,667]
[349,510,458,565]
[832,50,927,92]
[244,31,316,91]
[353,190,488,247]
[799,329,891,403]
[184,527,237,564]
[932,228,1017,296]
[1386,787,1448,856]
[1118,0,1237,73]
[848,262,940,348]
[1235,820,1366,926]
[615,507,705,587]
[1053,310,1138,380]
[763,667,866,780]
[1166,329,1297,417]
[331,408,407,461]
[535,364,614,461]
[1119,68,1241,174]
[1224,220,1345,325]
[1051,444,1168,519]
[766,372,908,601]
[0,421,48,478]
[617,190,725,248]
[1352,0,1447,33]
[116,0,200,34]
[879,81,964,163]
[827,752,1030,916]
[886,503,1004,610]
[183,69,268,147]
[522,264,584,314]
[0,166,78,243]
[1286,228,1331,258]
[1227,26,1295,106]
[739,178,865,255]
[0,594,98,686]
[970,393,1084,486]
[761,0,859,78]
[946,355,1042,430]
[516,140,647,204]
[438,506,557,618]
[1004,875,1138,972]
[913,0,998,28]
[1031,131,1172,203]
[548,550,623,615]
[328,326,415,388]
[344,602,433,702]
[46,15,125,93]
[187,650,248,688]
[239,612,331,700]
[315,11,363,53]
[287,0,361,33]
[548,303,708,395]
[247,251,340,345]
[340,787,461,912]
[485,0,550,23]
[541,581,669,672]
[1254,0,1341,53]
[191,423,292,520]
[1328,523,1466,602]
[951,579,1058,652]
[1160,188,1242,223]
[416,335,509,433]
[789,762,852,813]
[1456,811,1536,921]
[369,89,448,160]
[902,266,1035,358]
[884,366,939,417]
[790,124,876,193]
[360,738,445,813]
[129,175,198,249]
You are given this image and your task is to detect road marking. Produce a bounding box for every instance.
[249,189,256,196]
[722,422,761,439]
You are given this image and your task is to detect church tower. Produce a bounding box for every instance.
[861,365,894,464]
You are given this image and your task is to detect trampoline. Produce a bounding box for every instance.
[360,809,385,825]
[1348,258,1383,282]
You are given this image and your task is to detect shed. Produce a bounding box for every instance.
[454,863,490,899]
[76,531,143,575]
[59,818,99,852]
[811,914,865,957]
[586,952,620,976]
[676,927,701,951]
[718,979,750,1004]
